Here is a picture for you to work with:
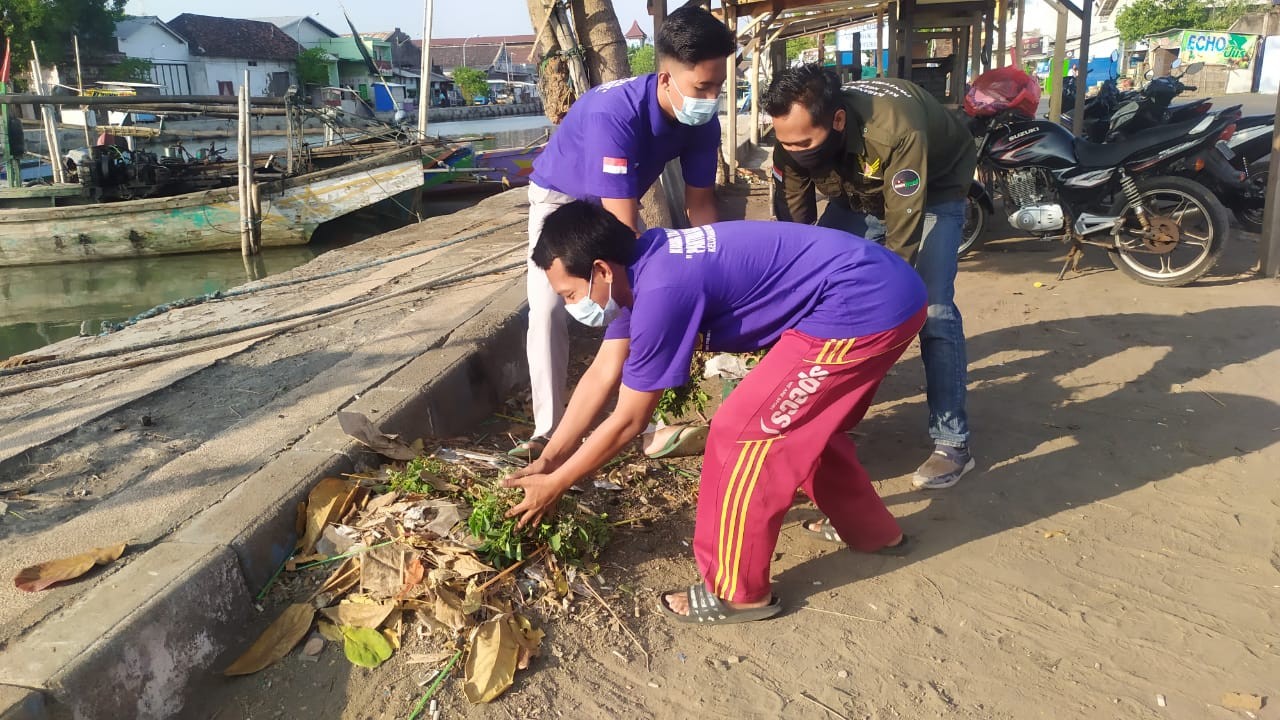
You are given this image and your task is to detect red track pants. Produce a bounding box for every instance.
[693,306,927,603]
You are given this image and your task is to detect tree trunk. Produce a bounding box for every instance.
[569,0,631,85]
[526,0,575,123]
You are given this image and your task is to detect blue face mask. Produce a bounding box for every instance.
[667,76,719,127]
[565,274,620,328]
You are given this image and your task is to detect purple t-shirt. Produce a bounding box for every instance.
[604,222,928,392]
[529,74,720,201]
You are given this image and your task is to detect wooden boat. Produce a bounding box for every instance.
[422,143,544,195]
[0,145,425,267]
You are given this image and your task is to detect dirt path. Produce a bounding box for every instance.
[199,184,1280,719]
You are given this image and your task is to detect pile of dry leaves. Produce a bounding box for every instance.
[224,428,617,711]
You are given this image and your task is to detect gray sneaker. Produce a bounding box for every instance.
[912,445,975,490]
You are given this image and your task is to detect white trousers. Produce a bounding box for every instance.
[525,182,577,438]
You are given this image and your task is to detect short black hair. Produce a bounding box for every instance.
[762,64,842,124]
[655,4,737,67]
[532,201,637,278]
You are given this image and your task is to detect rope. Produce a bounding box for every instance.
[99,218,524,333]
[0,244,527,396]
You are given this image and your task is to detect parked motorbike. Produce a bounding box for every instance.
[968,107,1238,286]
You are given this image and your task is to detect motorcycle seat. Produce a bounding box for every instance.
[1074,116,1216,168]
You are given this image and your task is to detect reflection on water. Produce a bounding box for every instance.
[1,115,551,360]
[0,247,321,359]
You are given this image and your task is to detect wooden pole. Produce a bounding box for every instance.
[983,0,995,72]
[238,78,251,257]
[1014,0,1025,67]
[750,33,761,146]
[1258,75,1280,277]
[876,6,885,77]
[1072,0,1092,135]
[1048,6,1067,123]
[900,0,915,81]
[969,20,982,80]
[724,1,738,180]
[996,0,1007,67]
[29,54,64,184]
[73,36,93,149]
[417,0,434,139]
[548,3,590,95]
[284,95,294,175]
[1,79,19,189]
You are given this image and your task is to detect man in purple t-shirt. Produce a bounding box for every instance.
[504,201,928,625]
[514,6,736,460]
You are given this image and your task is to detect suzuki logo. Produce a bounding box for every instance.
[1009,128,1038,141]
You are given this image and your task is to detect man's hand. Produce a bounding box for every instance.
[506,454,563,481]
[502,473,569,529]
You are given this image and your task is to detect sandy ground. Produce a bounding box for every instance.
[192,181,1280,720]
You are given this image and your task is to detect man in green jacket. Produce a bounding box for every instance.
[765,64,978,492]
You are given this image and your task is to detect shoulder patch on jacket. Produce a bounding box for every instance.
[891,169,921,196]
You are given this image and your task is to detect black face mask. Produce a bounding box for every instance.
[788,127,845,169]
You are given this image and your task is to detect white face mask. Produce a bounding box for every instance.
[666,75,719,127]
[564,273,620,328]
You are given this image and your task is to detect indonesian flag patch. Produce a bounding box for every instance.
[771,166,783,183]
[603,157,628,175]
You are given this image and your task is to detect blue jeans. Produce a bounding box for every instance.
[818,199,970,448]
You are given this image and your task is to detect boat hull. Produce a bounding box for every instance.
[0,147,425,267]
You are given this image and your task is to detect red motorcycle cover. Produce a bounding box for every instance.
[965,67,1042,119]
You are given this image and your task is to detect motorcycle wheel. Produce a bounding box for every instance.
[1108,175,1229,287]
[1233,160,1267,234]
[958,193,986,256]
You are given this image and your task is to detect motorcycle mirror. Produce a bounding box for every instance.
[1110,49,1120,63]
[1171,58,1182,69]
[1144,69,1155,80]
[1184,61,1205,75]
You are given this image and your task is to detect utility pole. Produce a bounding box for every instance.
[417,0,434,138]
[1260,87,1280,277]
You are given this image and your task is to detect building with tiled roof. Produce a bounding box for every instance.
[167,14,305,96]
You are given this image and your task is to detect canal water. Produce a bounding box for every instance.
[0,116,553,359]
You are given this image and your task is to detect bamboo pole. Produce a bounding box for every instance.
[417,0,435,139]
[29,53,64,184]
[238,78,251,257]
[73,36,93,148]
[749,33,761,146]
[996,0,1007,67]
[1,78,20,189]
[548,2,590,95]
[284,96,295,175]
[876,6,885,76]
[724,1,738,180]
[1014,0,1025,66]
[1048,6,1067,123]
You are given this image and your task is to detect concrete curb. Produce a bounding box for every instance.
[0,278,529,720]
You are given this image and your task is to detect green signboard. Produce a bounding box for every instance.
[1179,31,1258,69]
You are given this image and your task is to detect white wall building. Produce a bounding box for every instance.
[114,16,194,94]
[167,13,304,97]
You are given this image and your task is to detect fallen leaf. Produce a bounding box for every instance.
[361,544,407,598]
[303,636,325,656]
[0,354,55,369]
[423,502,463,538]
[14,543,127,592]
[224,603,315,676]
[463,615,520,703]
[1043,530,1067,539]
[338,411,417,461]
[364,490,400,514]
[316,621,344,643]
[408,650,456,665]
[316,525,360,558]
[318,557,361,596]
[449,554,495,579]
[1222,693,1265,712]
[320,600,396,629]
[294,501,307,537]
[461,578,483,615]
[512,614,544,671]
[298,478,355,555]
[342,626,394,668]
[434,588,469,631]
[397,555,425,599]
[335,485,368,526]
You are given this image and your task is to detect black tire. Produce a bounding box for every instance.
[1233,159,1267,233]
[1107,175,1229,287]
[958,193,986,256]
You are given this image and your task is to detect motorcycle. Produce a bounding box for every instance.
[968,107,1238,286]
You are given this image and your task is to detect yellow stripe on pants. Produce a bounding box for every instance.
[713,440,763,596]
[722,438,775,600]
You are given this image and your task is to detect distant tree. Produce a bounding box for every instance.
[1202,0,1259,31]
[1,0,127,71]
[628,44,655,76]
[102,57,152,82]
[786,36,817,62]
[296,48,332,87]
[452,66,489,103]
[1116,0,1209,43]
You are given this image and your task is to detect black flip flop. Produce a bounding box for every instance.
[657,584,783,625]
[804,519,913,557]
